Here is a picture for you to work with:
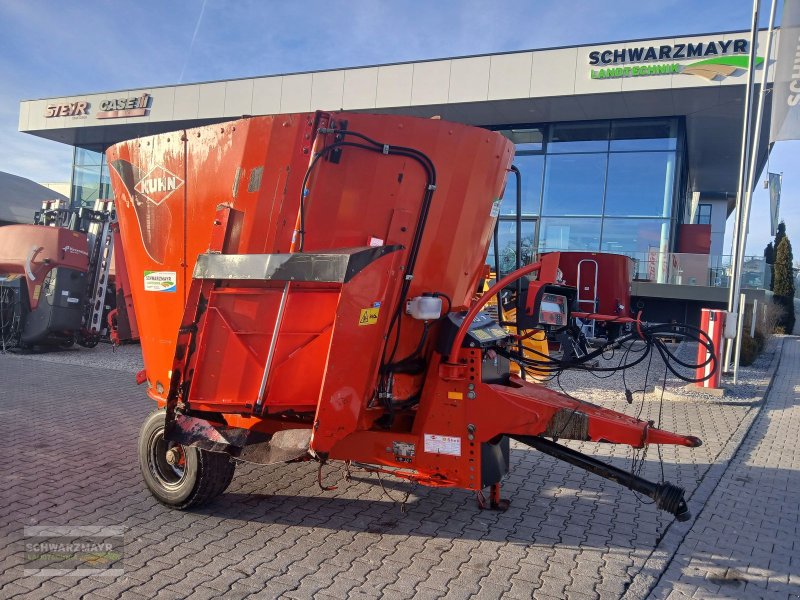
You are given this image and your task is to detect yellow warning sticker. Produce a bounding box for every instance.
[358,307,380,326]
[472,329,491,341]
[33,285,41,301]
[447,391,463,400]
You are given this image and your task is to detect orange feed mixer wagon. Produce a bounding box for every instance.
[108,111,701,519]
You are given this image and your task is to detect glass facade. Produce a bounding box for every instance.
[70,146,113,209]
[489,118,683,274]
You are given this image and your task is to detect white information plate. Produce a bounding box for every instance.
[423,434,461,456]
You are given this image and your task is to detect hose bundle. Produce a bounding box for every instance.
[496,322,717,383]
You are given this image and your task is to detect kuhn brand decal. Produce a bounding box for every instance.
[133,165,184,206]
[144,271,177,292]
[109,158,176,265]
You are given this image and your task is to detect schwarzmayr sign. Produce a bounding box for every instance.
[589,38,762,80]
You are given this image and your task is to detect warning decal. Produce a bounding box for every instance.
[358,306,380,326]
[424,434,461,456]
[144,271,177,292]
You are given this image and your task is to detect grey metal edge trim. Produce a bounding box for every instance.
[192,245,403,283]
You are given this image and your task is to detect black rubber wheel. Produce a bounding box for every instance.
[77,335,99,348]
[138,410,235,509]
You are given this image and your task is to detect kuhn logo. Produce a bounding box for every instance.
[133,165,184,206]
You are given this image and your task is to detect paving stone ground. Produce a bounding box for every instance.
[644,337,800,600]
[0,337,794,599]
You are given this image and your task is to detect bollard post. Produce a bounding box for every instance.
[733,293,746,385]
[696,308,726,390]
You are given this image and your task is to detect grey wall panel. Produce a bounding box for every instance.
[18,101,30,131]
[411,60,450,106]
[488,52,533,100]
[342,68,378,109]
[252,77,282,115]
[449,57,490,104]
[531,48,578,97]
[146,87,176,123]
[376,64,413,107]
[280,74,312,113]
[224,79,254,118]
[173,85,201,120]
[311,70,345,111]
[198,82,227,119]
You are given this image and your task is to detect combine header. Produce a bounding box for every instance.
[109,112,710,520]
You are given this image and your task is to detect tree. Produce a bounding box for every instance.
[771,222,787,290]
[772,235,796,333]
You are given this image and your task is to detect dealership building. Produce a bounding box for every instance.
[17,29,777,321]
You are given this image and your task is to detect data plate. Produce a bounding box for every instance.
[393,441,415,463]
[423,434,461,456]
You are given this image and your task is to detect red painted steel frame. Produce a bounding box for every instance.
[108,221,139,344]
[0,224,90,310]
[109,112,701,492]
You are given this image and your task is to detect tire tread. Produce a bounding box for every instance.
[139,410,236,510]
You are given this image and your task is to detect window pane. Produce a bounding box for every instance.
[604,152,675,217]
[500,154,543,216]
[539,217,601,252]
[610,119,677,151]
[497,127,544,152]
[696,204,712,225]
[548,121,609,153]
[71,164,101,207]
[488,219,536,275]
[541,153,607,216]
[600,218,670,254]
[74,147,103,166]
[100,166,114,200]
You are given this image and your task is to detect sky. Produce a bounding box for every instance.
[0,0,796,255]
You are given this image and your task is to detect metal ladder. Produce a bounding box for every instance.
[83,200,115,337]
[576,259,599,338]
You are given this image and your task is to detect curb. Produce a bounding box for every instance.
[621,336,786,600]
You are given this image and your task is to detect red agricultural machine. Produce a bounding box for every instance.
[109,112,712,520]
[0,199,138,349]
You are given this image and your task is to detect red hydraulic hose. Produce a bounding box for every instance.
[447,261,541,365]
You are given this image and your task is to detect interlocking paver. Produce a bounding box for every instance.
[0,337,793,600]
[643,337,800,600]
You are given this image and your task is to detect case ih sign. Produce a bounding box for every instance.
[97,93,151,119]
[43,93,152,119]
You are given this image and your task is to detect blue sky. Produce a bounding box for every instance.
[0,0,795,255]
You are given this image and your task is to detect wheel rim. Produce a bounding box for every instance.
[146,426,188,490]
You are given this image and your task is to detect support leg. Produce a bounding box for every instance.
[489,483,510,512]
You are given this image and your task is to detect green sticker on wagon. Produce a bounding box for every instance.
[144,271,177,292]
